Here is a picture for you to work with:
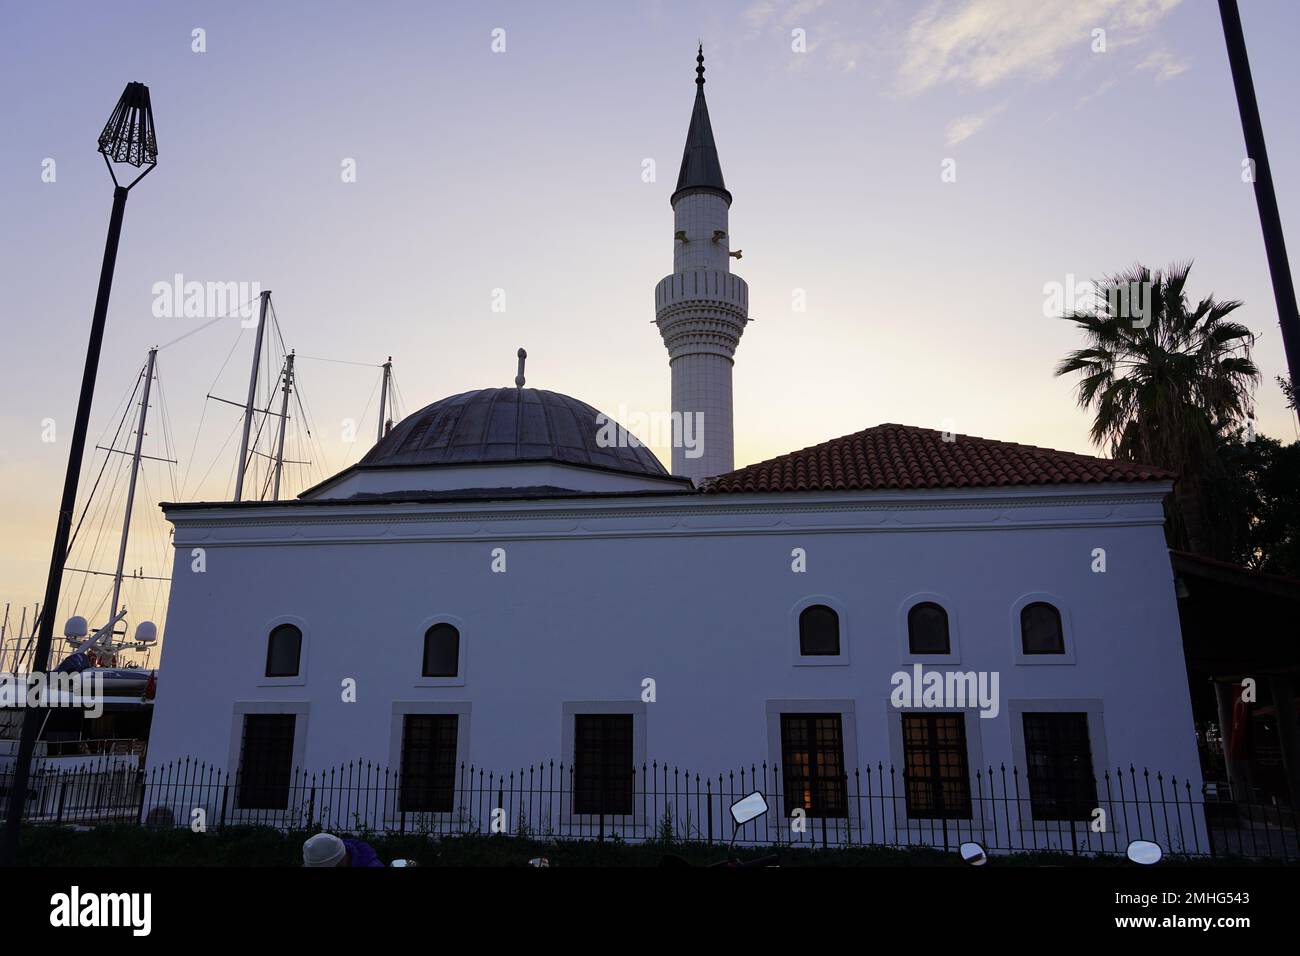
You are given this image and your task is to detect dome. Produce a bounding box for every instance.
[359,388,669,477]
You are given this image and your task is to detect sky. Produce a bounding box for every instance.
[1,0,1298,635]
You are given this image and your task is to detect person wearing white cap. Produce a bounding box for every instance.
[302,832,383,867]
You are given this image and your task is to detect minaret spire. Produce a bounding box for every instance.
[673,44,730,207]
[655,47,750,482]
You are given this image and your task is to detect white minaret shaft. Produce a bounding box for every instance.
[655,47,748,481]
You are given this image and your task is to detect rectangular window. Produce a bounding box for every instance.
[1023,712,1098,821]
[399,715,459,812]
[572,714,634,815]
[902,713,972,819]
[780,713,847,817]
[237,714,296,810]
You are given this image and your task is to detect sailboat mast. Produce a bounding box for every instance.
[0,603,9,673]
[271,351,295,500]
[15,603,38,672]
[377,356,392,443]
[8,606,28,673]
[108,347,157,627]
[234,290,271,502]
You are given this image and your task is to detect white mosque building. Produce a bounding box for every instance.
[146,52,1203,847]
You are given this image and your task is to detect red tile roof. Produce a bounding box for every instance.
[705,424,1172,494]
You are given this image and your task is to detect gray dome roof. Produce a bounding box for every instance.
[360,388,669,477]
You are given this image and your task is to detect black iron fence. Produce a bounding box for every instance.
[2,756,1296,860]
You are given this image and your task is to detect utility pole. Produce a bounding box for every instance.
[234,290,271,501]
[1219,0,1300,406]
[271,351,295,500]
[107,348,156,630]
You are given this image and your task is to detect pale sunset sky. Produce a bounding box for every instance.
[1,0,1298,633]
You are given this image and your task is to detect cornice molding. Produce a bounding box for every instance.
[166,483,1171,547]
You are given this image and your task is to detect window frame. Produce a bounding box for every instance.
[415,614,467,687]
[387,700,471,827]
[560,701,647,826]
[778,712,849,819]
[907,602,951,656]
[225,701,310,817]
[901,712,973,820]
[788,595,850,667]
[1020,712,1099,822]
[898,593,961,665]
[264,624,303,679]
[1010,593,1076,666]
[421,623,460,679]
[571,714,636,816]
[236,713,297,810]
[398,713,460,813]
[798,604,841,657]
[1006,698,1108,833]
[256,615,309,687]
[887,701,988,830]
[765,699,858,823]
[1020,603,1065,655]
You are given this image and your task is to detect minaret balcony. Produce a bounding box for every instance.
[654,270,748,314]
[655,270,749,361]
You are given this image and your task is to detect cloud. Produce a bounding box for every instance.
[743,0,831,30]
[899,0,1183,94]
[944,103,1006,144]
[1136,48,1189,82]
[742,0,878,74]
[1074,76,1119,109]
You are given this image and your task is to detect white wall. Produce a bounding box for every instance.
[149,481,1201,816]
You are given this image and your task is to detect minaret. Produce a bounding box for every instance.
[655,46,749,481]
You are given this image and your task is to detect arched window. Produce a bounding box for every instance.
[423,623,460,677]
[265,624,302,677]
[1020,602,1065,655]
[798,605,840,656]
[908,602,950,655]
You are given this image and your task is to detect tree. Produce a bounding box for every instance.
[1276,374,1296,412]
[1219,430,1300,575]
[1055,262,1258,557]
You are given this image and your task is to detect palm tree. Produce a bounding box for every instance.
[1055,262,1258,556]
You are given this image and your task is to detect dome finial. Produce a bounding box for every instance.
[696,43,705,87]
[515,348,527,388]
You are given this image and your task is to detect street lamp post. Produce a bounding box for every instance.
[0,82,158,865]
[1219,0,1300,409]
